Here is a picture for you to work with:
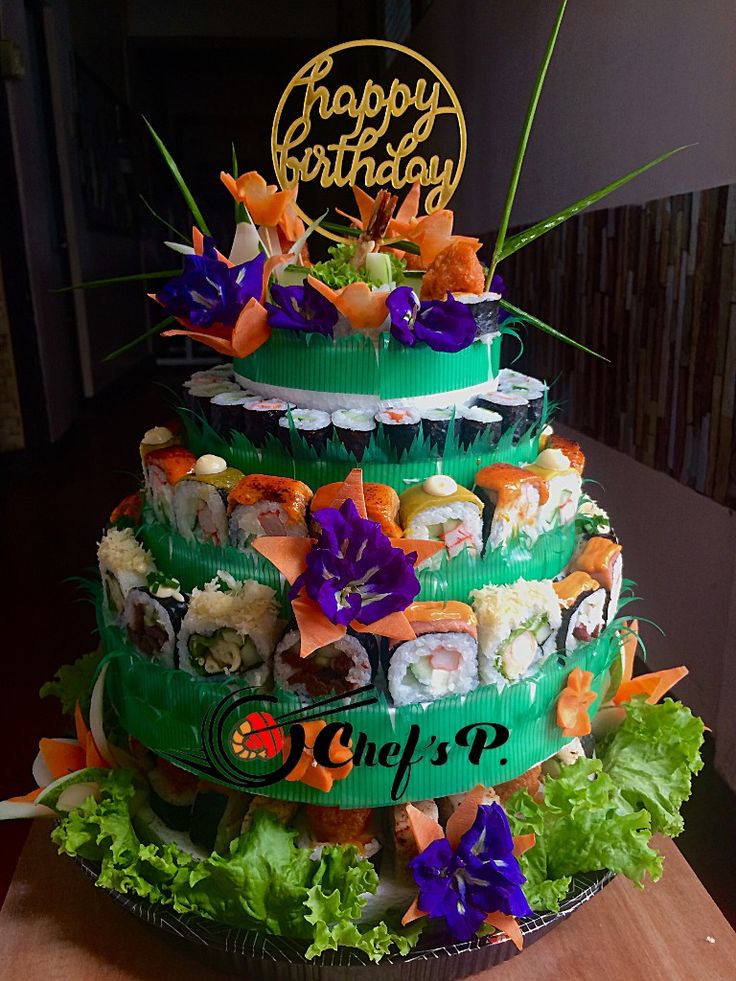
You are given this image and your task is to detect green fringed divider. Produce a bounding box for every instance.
[100,610,622,808]
[233,331,501,401]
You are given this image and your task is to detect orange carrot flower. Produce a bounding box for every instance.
[557,667,597,737]
[282,719,353,793]
[220,171,305,246]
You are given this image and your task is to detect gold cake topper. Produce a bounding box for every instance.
[271,39,467,240]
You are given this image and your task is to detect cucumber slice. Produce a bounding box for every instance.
[365,251,392,285]
[36,767,108,813]
[410,656,433,684]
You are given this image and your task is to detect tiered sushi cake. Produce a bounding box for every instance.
[3,177,703,973]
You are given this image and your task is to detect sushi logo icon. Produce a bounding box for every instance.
[271,39,467,241]
[230,711,284,761]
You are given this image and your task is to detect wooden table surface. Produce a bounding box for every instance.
[0,823,734,981]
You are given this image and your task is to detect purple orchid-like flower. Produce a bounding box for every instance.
[155,238,265,328]
[290,498,420,626]
[409,802,533,942]
[386,286,476,353]
[489,273,505,296]
[265,281,339,337]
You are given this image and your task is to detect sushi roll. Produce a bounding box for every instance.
[97,527,156,621]
[476,390,529,442]
[553,572,607,653]
[139,425,178,461]
[331,409,376,462]
[209,390,255,438]
[311,481,401,538]
[471,579,562,684]
[122,573,188,668]
[184,380,243,422]
[387,601,479,705]
[473,463,549,552]
[375,407,421,459]
[493,764,543,805]
[496,369,548,427]
[241,398,295,449]
[143,445,196,526]
[456,405,503,450]
[546,434,586,475]
[573,536,623,625]
[173,455,243,546]
[400,476,484,558]
[525,448,583,532]
[241,795,298,832]
[228,474,312,548]
[279,408,333,455]
[303,805,379,859]
[420,406,454,455]
[454,291,501,337]
[189,785,250,855]
[273,628,374,699]
[177,572,281,683]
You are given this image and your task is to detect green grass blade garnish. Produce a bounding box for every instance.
[320,220,421,255]
[486,0,567,289]
[499,144,694,261]
[143,116,211,236]
[500,299,609,361]
[102,315,175,362]
[55,269,181,292]
[138,195,190,243]
[231,142,252,225]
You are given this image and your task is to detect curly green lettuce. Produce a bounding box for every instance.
[40,648,105,716]
[310,243,406,289]
[506,698,704,912]
[52,769,420,962]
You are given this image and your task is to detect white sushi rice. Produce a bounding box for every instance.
[229,503,307,549]
[173,477,229,545]
[388,633,478,705]
[535,469,582,532]
[97,528,155,621]
[177,573,280,680]
[560,587,608,652]
[403,501,483,558]
[471,579,562,686]
[484,482,546,551]
[273,629,371,700]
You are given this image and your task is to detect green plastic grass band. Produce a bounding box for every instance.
[100,618,621,807]
[181,407,544,495]
[233,332,500,400]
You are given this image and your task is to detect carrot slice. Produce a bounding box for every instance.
[290,593,346,657]
[485,911,524,951]
[250,536,313,585]
[446,785,487,849]
[620,619,640,686]
[39,739,86,780]
[8,787,44,804]
[328,468,367,518]
[352,611,416,644]
[556,667,597,737]
[401,896,427,926]
[513,833,536,858]
[614,666,689,706]
[307,277,388,330]
[406,802,445,853]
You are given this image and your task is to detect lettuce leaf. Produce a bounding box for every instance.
[40,648,105,715]
[52,770,421,961]
[598,697,704,836]
[310,243,405,289]
[506,698,704,912]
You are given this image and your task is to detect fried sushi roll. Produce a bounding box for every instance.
[387,601,479,705]
[304,805,379,858]
[122,574,188,668]
[311,481,401,538]
[97,527,156,621]
[273,629,373,699]
[573,536,623,625]
[143,446,196,526]
[241,795,298,832]
[553,572,607,653]
[493,764,543,805]
[177,573,281,683]
[526,448,583,532]
[173,455,243,546]
[471,579,562,684]
[392,799,440,879]
[399,476,484,558]
[473,463,548,552]
[228,474,312,548]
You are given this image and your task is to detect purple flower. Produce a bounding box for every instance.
[409,803,533,942]
[386,286,476,353]
[155,239,265,328]
[265,282,338,336]
[490,273,505,296]
[290,498,420,626]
